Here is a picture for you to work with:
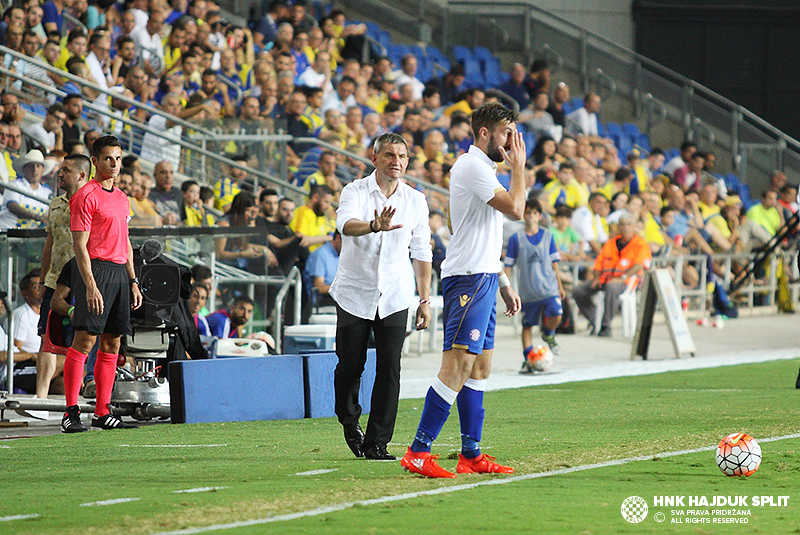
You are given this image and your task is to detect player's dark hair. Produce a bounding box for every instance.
[91,135,120,158]
[470,102,518,139]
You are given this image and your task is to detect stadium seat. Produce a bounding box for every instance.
[473,46,495,62]
[623,122,642,138]
[483,57,502,87]
[411,45,428,58]
[452,45,473,63]
[596,122,608,138]
[635,133,651,153]
[562,98,583,115]
[606,122,623,138]
[725,173,742,194]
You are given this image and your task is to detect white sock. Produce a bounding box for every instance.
[431,377,458,405]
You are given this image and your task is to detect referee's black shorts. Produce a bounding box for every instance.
[72,259,131,336]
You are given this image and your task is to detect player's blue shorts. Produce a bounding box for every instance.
[442,273,497,354]
[522,296,563,327]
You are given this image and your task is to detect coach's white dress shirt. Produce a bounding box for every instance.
[330,171,432,320]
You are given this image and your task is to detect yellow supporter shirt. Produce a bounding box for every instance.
[642,212,665,247]
[544,179,582,209]
[443,100,472,118]
[289,205,335,253]
[699,201,731,239]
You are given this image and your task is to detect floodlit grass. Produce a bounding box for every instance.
[3,359,800,535]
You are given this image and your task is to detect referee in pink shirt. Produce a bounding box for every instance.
[61,136,143,433]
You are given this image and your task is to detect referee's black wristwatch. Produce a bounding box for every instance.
[130,277,140,287]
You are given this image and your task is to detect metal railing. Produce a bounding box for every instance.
[348,0,800,192]
[0,44,304,194]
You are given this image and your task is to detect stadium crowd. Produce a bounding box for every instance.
[0,0,797,392]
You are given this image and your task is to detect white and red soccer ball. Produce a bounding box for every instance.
[716,432,762,477]
[526,345,554,373]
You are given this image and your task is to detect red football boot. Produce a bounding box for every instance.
[400,447,456,478]
[456,453,514,474]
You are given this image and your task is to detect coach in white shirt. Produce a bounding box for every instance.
[330,132,432,461]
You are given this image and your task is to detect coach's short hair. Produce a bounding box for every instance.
[470,102,518,139]
[372,132,408,156]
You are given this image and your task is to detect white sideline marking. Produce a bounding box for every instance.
[150,432,800,535]
[294,469,338,476]
[80,498,140,507]
[0,514,40,522]
[174,487,228,494]
[119,444,228,448]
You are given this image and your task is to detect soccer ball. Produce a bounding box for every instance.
[716,433,762,477]
[526,345,554,373]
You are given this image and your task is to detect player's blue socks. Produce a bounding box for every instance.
[411,378,457,453]
[542,327,555,337]
[457,378,486,459]
[523,345,533,360]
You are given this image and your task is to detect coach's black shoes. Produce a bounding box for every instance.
[364,442,396,461]
[343,423,365,457]
[91,413,139,430]
[61,405,87,433]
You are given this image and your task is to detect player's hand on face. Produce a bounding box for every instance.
[373,206,403,232]
[415,302,431,330]
[499,286,521,316]
[500,130,526,170]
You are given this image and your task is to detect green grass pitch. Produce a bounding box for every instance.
[3,359,800,535]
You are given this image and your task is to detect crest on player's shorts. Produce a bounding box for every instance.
[469,329,480,341]
[459,294,471,307]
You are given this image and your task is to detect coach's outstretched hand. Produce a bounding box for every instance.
[373,206,403,232]
[499,285,522,317]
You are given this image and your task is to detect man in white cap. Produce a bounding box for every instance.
[0,149,54,229]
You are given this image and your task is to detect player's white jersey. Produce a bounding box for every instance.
[441,145,505,278]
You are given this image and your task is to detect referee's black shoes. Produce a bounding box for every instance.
[343,423,365,457]
[364,442,396,461]
[91,413,139,430]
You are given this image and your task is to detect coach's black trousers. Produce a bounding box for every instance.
[334,304,408,449]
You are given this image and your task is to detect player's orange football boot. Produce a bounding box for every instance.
[456,453,514,474]
[400,448,456,478]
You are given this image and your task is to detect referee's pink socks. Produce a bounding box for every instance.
[94,351,118,417]
[64,347,88,407]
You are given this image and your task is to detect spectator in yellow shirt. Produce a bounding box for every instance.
[289,184,335,252]
[543,162,582,214]
[443,87,484,118]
